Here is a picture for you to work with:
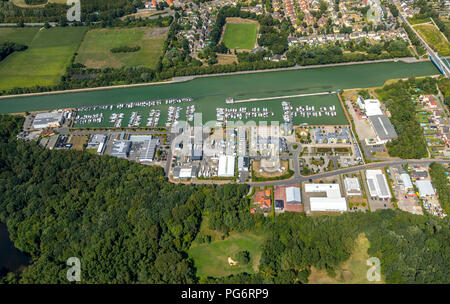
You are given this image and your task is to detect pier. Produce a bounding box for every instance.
[232,91,336,104]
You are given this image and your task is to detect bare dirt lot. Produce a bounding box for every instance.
[68,135,88,150]
[225,17,259,24]
[217,54,238,65]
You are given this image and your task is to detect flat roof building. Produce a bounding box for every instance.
[139,139,159,162]
[415,180,436,197]
[275,200,284,211]
[111,140,131,158]
[304,183,347,212]
[33,112,64,129]
[366,170,391,200]
[400,173,413,189]
[238,156,249,171]
[218,155,235,177]
[367,115,398,142]
[344,177,362,196]
[309,197,348,212]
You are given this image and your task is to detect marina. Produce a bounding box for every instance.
[0,61,438,116]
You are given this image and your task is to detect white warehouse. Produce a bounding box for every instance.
[218,155,235,177]
[366,170,391,200]
[32,111,64,129]
[304,183,347,212]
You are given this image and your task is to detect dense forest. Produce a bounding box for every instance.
[287,39,411,66]
[0,115,449,284]
[375,78,430,159]
[0,41,27,62]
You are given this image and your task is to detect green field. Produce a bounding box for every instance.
[223,23,258,50]
[414,24,450,56]
[407,16,431,25]
[188,230,264,278]
[75,27,168,69]
[0,27,87,91]
[308,234,385,284]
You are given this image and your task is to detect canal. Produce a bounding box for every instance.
[0,223,29,278]
[0,61,439,115]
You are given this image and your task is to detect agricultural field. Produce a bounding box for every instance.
[12,0,66,7]
[222,20,258,50]
[308,233,385,284]
[0,26,87,91]
[188,224,264,278]
[414,23,450,56]
[75,27,168,69]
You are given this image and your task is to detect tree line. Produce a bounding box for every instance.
[0,41,27,62]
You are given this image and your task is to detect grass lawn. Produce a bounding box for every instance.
[68,135,88,150]
[414,24,450,56]
[223,23,258,50]
[407,16,431,25]
[308,233,385,284]
[0,27,87,91]
[75,27,168,69]
[188,222,264,278]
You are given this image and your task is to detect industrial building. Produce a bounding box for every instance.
[86,134,107,155]
[400,173,413,190]
[366,170,391,200]
[367,115,398,142]
[139,139,159,162]
[111,140,132,158]
[344,177,362,196]
[304,183,347,212]
[172,165,199,179]
[415,180,436,198]
[33,112,64,129]
[238,156,249,171]
[218,155,235,177]
[357,97,398,144]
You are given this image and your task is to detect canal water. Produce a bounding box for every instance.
[0,223,29,278]
[0,61,439,114]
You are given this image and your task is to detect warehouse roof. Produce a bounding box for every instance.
[218,155,235,177]
[415,180,435,197]
[400,173,413,189]
[310,197,347,212]
[368,115,398,141]
[366,170,391,199]
[286,187,301,203]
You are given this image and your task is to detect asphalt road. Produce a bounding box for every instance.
[247,159,449,186]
